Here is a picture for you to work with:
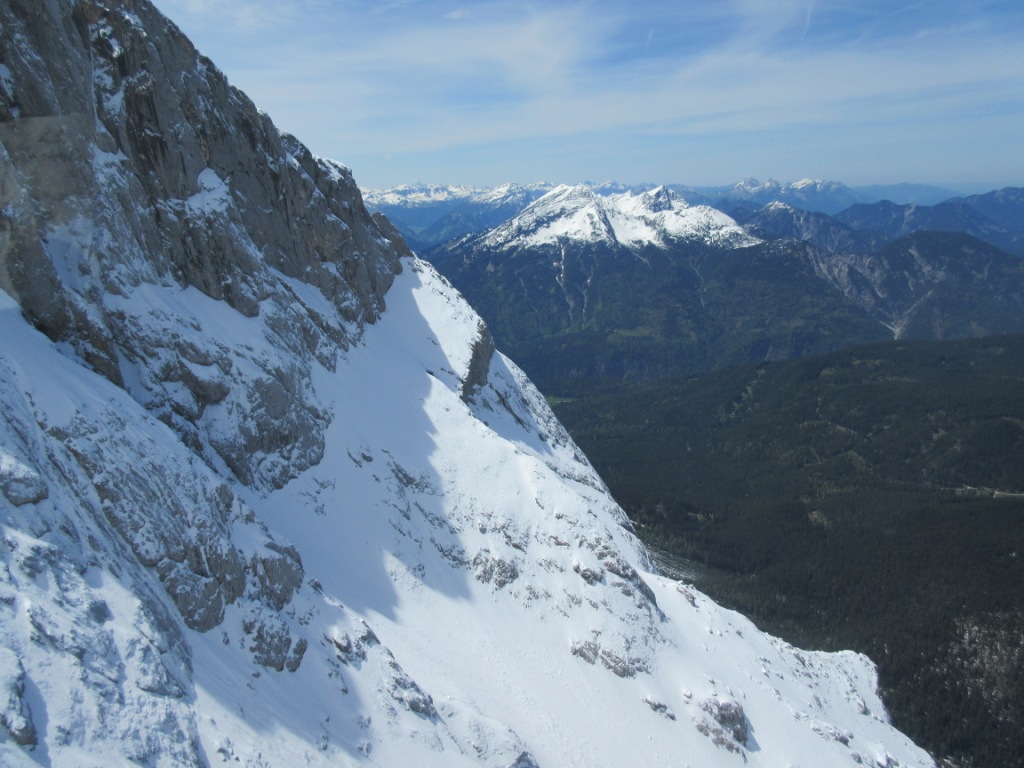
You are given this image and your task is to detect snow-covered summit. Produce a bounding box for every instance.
[0,1,933,766]
[363,182,484,207]
[712,178,867,213]
[480,183,759,251]
[364,181,554,209]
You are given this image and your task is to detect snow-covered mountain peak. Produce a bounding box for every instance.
[736,177,780,194]
[479,184,614,248]
[480,182,759,251]
[792,178,827,189]
[364,182,483,207]
[615,184,682,214]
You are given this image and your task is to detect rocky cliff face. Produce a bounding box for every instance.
[1,0,402,489]
[0,1,935,766]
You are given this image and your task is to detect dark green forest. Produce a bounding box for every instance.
[553,335,1024,768]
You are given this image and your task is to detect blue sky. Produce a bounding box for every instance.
[153,0,1024,191]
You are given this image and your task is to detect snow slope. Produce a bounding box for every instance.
[1,258,934,767]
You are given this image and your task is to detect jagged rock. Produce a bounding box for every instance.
[255,541,304,611]
[700,696,749,745]
[644,696,676,720]
[0,647,36,746]
[570,638,648,678]
[384,654,437,719]
[159,560,227,632]
[461,320,495,401]
[506,751,541,768]
[473,551,520,588]
[244,611,303,672]
[0,0,404,491]
[570,639,600,665]
[573,561,604,585]
[328,621,380,670]
[0,451,47,506]
[129,638,185,698]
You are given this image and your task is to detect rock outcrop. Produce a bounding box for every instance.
[0,0,403,490]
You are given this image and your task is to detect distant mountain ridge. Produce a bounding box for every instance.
[423,179,1024,395]
[677,177,869,214]
[728,202,887,255]
[365,178,1014,249]
[834,194,1024,256]
[363,182,552,250]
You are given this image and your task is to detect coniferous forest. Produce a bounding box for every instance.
[553,334,1024,768]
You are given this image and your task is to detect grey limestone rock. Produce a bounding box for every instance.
[255,540,304,611]
[0,452,47,506]
[0,647,36,746]
[0,0,405,491]
[506,751,541,768]
[473,550,520,588]
[244,611,298,672]
[461,320,495,401]
[700,695,749,746]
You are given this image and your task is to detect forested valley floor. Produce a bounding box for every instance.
[554,335,1024,768]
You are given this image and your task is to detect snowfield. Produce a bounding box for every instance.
[1,258,933,767]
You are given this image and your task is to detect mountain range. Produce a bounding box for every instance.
[0,1,935,766]
[421,181,1024,395]
[364,178,982,250]
[364,183,551,251]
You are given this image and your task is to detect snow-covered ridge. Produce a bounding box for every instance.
[364,181,554,208]
[480,183,760,251]
[0,0,934,766]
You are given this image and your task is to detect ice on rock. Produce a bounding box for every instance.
[0,452,48,507]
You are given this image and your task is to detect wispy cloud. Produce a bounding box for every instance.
[157,0,314,31]
[153,0,1024,187]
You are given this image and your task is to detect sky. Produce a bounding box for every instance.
[152,0,1024,191]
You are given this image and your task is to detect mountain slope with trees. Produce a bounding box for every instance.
[553,335,1024,768]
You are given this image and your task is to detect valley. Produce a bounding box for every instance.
[551,335,1024,768]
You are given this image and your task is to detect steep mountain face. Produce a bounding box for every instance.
[729,202,887,256]
[729,204,1024,338]
[0,1,936,766]
[810,232,1024,339]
